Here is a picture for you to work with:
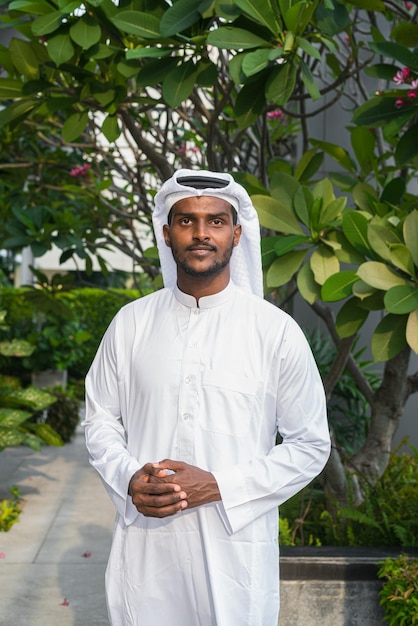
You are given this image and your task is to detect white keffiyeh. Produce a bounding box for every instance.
[153,169,263,298]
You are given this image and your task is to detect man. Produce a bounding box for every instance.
[83,169,330,626]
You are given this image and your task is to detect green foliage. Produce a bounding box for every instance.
[378,554,418,626]
[0,486,21,532]
[281,447,418,547]
[33,386,80,443]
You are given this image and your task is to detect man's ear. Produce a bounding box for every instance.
[233,224,242,247]
[163,224,171,248]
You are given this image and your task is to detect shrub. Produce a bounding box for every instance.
[378,554,418,625]
[37,386,80,443]
[0,486,21,532]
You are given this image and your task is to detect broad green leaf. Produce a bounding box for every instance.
[69,15,102,49]
[235,0,278,35]
[404,210,418,267]
[321,270,358,301]
[242,48,274,78]
[285,1,316,34]
[395,122,418,166]
[162,60,197,108]
[367,222,401,262]
[364,63,400,81]
[102,114,120,142]
[0,78,22,98]
[0,339,34,357]
[293,186,312,227]
[261,236,279,268]
[296,36,321,61]
[0,98,39,128]
[208,27,270,50]
[160,0,212,37]
[196,60,218,87]
[352,182,378,213]
[310,245,340,285]
[406,310,418,354]
[8,0,51,14]
[0,429,27,451]
[350,126,375,176]
[384,285,418,315]
[8,38,48,79]
[342,210,371,256]
[352,279,376,300]
[354,96,417,127]
[348,0,384,8]
[265,62,297,106]
[112,11,160,39]
[270,171,300,208]
[326,231,366,265]
[235,80,266,129]
[7,386,55,411]
[137,58,178,86]
[31,10,64,36]
[381,177,406,205]
[314,0,350,36]
[300,58,321,100]
[266,249,306,288]
[62,110,88,142]
[0,408,31,427]
[369,41,418,71]
[357,261,408,291]
[320,197,346,225]
[47,33,75,66]
[274,234,310,256]
[297,261,321,304]
[31,422,63,446]
[252,194,303,234]
[389,244,415,278]
[294,148,323,183]
[310,139,356,173]
[391,23,418,48]
[336,298,369,338]
[126,47,172,60]
[371,313,407,362]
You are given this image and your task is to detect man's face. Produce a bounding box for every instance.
[163,196,241,279]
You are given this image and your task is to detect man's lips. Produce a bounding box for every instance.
[187,245,216,253]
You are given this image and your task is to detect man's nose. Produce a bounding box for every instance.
[193,220,209,239]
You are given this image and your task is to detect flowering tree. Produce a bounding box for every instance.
[0,0,417,510]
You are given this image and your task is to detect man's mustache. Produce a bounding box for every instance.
[186,244,216,251]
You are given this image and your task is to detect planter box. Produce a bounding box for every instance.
[278,546,418,626]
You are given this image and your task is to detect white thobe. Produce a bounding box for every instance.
[83,281,330,626]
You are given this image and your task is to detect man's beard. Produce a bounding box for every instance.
[171,242,234,278]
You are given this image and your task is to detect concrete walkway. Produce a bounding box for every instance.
[0,425,115,626]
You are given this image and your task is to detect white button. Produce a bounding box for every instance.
[183,414,190,421]
[184,376,191,384]
[193,309,200,315]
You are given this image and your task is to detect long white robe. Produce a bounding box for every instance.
[83,282,330,626]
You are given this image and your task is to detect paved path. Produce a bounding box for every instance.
[0,425,115,626]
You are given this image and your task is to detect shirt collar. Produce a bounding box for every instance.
[173,281,235,309]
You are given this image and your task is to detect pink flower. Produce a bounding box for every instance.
[70,163,92,177]
[408,90,417,98]
[59,598,69,606]
[411,79,418,89]
[267,110,284,120]
[404,1,413,9]
[0,553,5,559]
[81,551,91,558]
[393,67,410,84]
[395,97,407,108]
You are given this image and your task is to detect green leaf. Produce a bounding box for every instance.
[353,96,417,128]
[406,310,418,354]
[352,279,376,300]
[348,0,385,8]
[294,148,323,182]
[300,58,321,100]
[321,270,358,301]
[252,194,303,234]
[367,222,401,262]
[350,126,376,176]
[395,122,418,166]
[391,23,418,48]
[342,210,371,256]
[336,298,369,338]
[62,111,88,142]
[320,196,346,225]
[389,244,415,278]
[242,48,275,78]
[160,0,212,37]
[162,60,197,108]
[384,285,418,315]
[0,78,22,98]
[266,249,307,288]
[47,33,75,66]
[297,261,321,304]
[235,0,278,35]
[274,234,310,256]
[207,26,270,50]
[31,10,64,36]
[7,386,55,411]
[296,36,321,61]
[112,11,160,39]
[310,245,340,285]
[352,182,378,213]
[261,236,279,267]
[314,0,350,36]
[0,98,39,129]
[235,80,266,129]
[0,408,31,427]
[8,38,48,79]
[102,114,120,142]
[369,41,418,72]
[357,261,408,291]
[285,1,317,34]
[137,58,178,86]
[69,15,102,49]
[364,63,400,81]
[372,313,407,362]
[380,177,406,205]
[0,339,34,357]
[126,47,172,60]
[310,138,356,173]
[403,210,418,267]
[265,61,297,105]
[31,422,63,446]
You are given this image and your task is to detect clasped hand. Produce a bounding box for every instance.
[129,460,220,519]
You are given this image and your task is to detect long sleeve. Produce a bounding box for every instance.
[212,320,330,535]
